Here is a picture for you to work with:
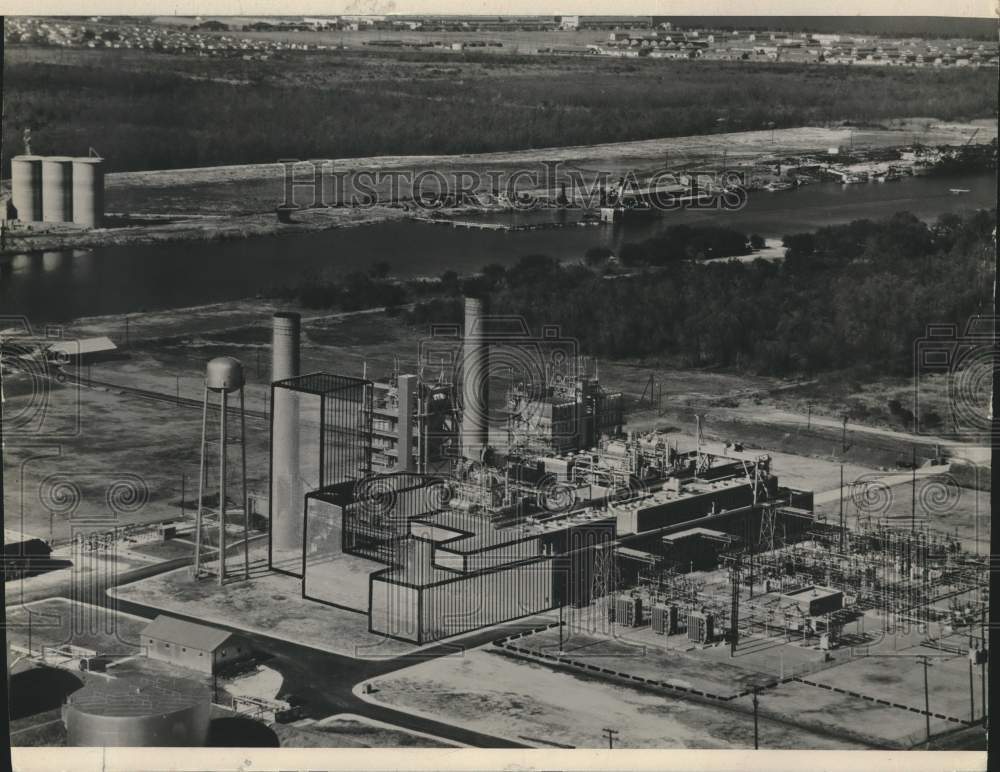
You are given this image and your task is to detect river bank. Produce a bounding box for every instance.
[2,169,993,323]
[1,119,994,256]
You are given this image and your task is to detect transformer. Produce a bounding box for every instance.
[651,603,679,635]
[687,610,715,643]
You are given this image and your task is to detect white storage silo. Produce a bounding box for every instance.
[11,155,44,222]
[41,156,74,223]
[71,157,104,227]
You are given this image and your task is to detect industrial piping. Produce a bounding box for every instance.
[270,312,302,562]
[461,296,490,460]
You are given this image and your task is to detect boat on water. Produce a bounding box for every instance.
[950,188,971,195]
[763,181,794,192]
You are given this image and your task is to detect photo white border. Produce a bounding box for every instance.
[3,2,994,770]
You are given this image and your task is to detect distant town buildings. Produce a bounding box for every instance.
[4,16,998,68]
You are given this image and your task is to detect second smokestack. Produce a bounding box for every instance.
[461,296,490,460]
[270,312,302,567]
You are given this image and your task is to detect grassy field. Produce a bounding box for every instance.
[4,43,996,175]
[274,714,456,748]
[365,612,983,749]
[363,645,866,749]
[5,598,148,654]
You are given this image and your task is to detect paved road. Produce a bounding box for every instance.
[110,593,533,748]
[7,555,194,607]
[10,545,529,747]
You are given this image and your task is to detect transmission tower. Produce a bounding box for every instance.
[592,539,617,632]
[759,500,778,553]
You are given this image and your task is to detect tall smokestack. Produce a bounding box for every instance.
[397,373,416,473]
[461,296,490,460]
[270,312,302,565]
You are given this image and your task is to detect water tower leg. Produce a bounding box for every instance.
[219,390,227,586]
[241,387,250,580]
[194,387,208,578]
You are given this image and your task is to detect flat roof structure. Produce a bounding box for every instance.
[47,336,117,356]
[662,526,740,544]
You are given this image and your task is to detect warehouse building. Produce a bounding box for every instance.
[141,615,252,675]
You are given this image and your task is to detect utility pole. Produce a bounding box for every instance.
[839,465,845,552]
[969,650,976,722]
[922,656,931,745]
[807,403,811,430]
[752,687,760,749]
[981,605,987,728]
[730,553,741,657]
[602,727,619,749]
[841,414,848,453]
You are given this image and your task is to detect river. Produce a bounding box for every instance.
[1,170,994,324]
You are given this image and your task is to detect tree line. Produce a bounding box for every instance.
[4,51,997,174]
[404,210,995,378]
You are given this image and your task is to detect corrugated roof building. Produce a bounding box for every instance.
[141,615,252,675]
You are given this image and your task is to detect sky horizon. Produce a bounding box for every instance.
[12,3,1000,20]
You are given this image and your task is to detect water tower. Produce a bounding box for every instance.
[194,356,250,584]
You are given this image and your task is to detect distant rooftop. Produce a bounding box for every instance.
[46,336,117,356]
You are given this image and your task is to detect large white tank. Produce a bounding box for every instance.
[11,155,43,222]
[63,673,211,747]
[41,156,74,223]
[71,157,104,227]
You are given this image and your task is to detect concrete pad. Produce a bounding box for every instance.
[360,646,865,749]
[112,561,420,659]
[302,551,383,612]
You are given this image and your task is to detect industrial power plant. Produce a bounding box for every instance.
[145,296,982,657]
[3,291,989,751]
[10,153,105,227]
[3,12,993,756]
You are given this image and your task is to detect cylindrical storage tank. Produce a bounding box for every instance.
[71,157,104,227]
[11,155,44,222]
[63,674,211,747]
[41,156,74,223]
[270,312,302,559]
